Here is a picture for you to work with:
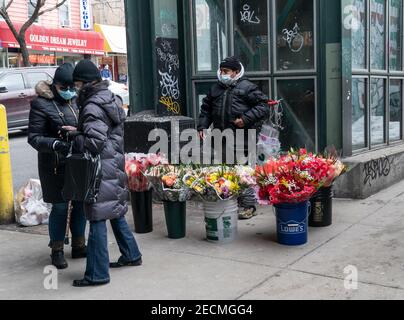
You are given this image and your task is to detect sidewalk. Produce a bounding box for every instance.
[1,180,404,300]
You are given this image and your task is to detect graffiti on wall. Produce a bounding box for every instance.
[363,156,394,186]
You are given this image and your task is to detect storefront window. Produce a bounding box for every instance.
[194,0,227,72]
[389,0,402,71]
[233,0,269,72]
[59,0,70,27]
[251,79,270,97]
[370,0,386,70]
[28,0,39,23]
[370,77,386,145]
[276,78,316,151]
[352,78,367,150]
[389,79,402,141]
[275,0,315,71]
[351,0,367,70]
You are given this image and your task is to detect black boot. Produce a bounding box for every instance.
[71,236,87,259]
[50,241,68,269]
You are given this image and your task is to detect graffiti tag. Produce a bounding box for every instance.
[282,23,304,53]
[240,4,261,24]
[159,70,180,100]
[159,96,181,114]
[363,157,394,186]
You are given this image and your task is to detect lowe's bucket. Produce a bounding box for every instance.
[309,186,333,227]
[274,201,310,246]
[203,199,238,244]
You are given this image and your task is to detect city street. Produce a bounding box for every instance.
[8,131,38,194]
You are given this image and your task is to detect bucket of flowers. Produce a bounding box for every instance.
[145,165,191,239]
[255,149,323,246]
[306,149,347,227]
[125,153,167,234]
[184,165,255,244]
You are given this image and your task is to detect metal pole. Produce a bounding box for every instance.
[0,104,14,225]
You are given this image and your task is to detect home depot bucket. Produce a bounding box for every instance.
[274,201,310,246]
[203,199,238,244]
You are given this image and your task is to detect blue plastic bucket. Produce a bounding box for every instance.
[274,201,310,246]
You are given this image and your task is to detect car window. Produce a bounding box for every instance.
[26,72,52,88]
[0,73,25,91]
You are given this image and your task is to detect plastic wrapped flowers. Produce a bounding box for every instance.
[145,165,192,202]
[255,148,347,205]
[184,166,255,202]
[125,153,168,192]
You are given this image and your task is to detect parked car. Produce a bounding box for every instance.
[0,66,57,131]
[0,66,129,131]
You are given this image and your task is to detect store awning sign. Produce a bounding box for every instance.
[0,21,104,55]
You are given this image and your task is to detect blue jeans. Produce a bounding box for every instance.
[84,216,142,283]
[49,201,86,245]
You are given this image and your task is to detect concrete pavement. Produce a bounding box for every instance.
[1,180,404,300]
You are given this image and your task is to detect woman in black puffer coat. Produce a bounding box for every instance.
[28,63,87,270]
[70,60,142,288]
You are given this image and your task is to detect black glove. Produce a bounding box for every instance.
[53,140,71,155]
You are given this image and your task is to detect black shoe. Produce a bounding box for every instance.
[72,279,110,287]
[71,246,87,259]
[51,251,68,270]
[109,257,142,268]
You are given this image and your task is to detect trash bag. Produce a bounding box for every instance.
[14,179,51,227]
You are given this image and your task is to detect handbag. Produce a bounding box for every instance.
[62,146,102,203]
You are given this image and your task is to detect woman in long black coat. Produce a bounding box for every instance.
[28,63,87,270]
[70,60,142,287]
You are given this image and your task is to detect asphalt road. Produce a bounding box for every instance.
[8,131,38,193]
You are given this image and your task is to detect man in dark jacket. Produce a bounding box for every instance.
[69,60,142,287]
[28,63,87,269]
[198,56,270,219]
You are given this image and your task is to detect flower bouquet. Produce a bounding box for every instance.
[255,149,320,205]
[125,153,168,192]
[125,153,167,234]
[145,165,192,202]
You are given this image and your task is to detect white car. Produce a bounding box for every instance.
[108,80,129,115]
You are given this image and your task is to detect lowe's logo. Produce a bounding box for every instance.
[278,220,306,234]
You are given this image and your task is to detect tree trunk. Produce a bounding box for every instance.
[17,35,31,67]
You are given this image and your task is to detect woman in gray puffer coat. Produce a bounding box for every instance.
[70,60,142,287]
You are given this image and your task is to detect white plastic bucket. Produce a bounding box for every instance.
[203,199,238,244]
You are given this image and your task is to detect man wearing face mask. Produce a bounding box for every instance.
[28,63,87,269]
[198,56,270,219]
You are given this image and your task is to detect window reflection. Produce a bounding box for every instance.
[389,0,402,71]
[276,0,315,71]
[195,0,227,72]
[352,78,367,150]
[390,79,402,141]
[233,0,269,71]
[351,0,367,70]
[370,78,386,145]
[277,79,316,151]
[370,0,386,70]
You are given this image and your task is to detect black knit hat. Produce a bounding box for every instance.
[73,59,102,83]
[220,56,242,71]
[53,63,74,86]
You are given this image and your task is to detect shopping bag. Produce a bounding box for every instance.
[62,151,102,203]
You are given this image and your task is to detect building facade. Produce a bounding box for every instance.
[125,0,404,199]
[92,0,128,82]
[0,0,104,67]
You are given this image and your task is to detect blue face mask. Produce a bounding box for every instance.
[58,89,77,101]
[220,74,234,86]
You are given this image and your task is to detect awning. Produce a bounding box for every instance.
[0,21,105,55]
[94,23,127,54]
